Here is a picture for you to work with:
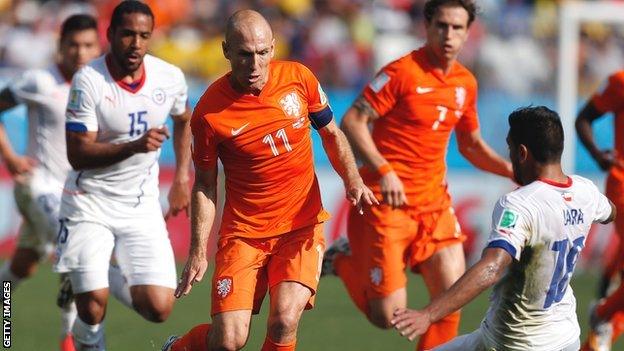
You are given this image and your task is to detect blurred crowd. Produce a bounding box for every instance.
[1,0,623,97]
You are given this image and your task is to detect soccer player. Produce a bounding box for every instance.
[53,2,191,350]
[0,14,101,350]
[576,70,624,350]
[161,9,376,351]
[325,0,512,349]
[391,106,615,351]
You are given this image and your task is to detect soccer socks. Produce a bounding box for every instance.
[417,310,461,351]
[0,261,22,289]
[108,264,133,309]
[60,301,78,336]
[597,282,624,321]
[261,336,296,351]
[334,254,369,315]
[72,316,105,351]
[171,323,211,351]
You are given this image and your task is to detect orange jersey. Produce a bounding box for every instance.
[191,61,331,238]
[591,70,624,180]
[361,48,479,211]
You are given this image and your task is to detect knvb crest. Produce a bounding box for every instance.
[216,277,233,298]
[279,91,302,118]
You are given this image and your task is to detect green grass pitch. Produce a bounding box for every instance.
[7,264,624,350]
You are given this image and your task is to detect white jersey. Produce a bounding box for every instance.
[8,65,72,183]
[481,175,612,350]
[63,54,187,204]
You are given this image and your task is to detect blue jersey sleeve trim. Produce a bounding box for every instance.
[309,106,333,130]
[487,239,517,259]
[66,122,88,132]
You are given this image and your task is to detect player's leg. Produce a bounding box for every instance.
[262,224,324,350]
[114,212,177,322]
[168,235,267,351]
[414,208,466,350]
[334,205,413,327]
[55,219,115,351]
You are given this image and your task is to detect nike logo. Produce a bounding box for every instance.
[231,123,250,136]
[416,87,434,94]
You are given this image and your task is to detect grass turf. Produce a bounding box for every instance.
[7,264,623,350]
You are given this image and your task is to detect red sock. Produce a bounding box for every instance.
[612,311,624,342]
[334,254,369,315]
[171,324,211,351]
[597,283,624,321]
[417,311,461,351]
[260,336,296,351]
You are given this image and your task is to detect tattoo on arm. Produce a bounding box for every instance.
[352,96,379,120]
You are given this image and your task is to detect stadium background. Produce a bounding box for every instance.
[0,0,623,350]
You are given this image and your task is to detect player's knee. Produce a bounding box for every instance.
[368,309,394,329]
[75,293,107,324]
[135,299,173,323]
[267,313,299,340]
[210,329,247,351]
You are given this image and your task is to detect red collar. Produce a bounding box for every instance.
[538,176,573,188]
[105,54,146,93]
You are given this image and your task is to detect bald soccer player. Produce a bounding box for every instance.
[161,10,377,351]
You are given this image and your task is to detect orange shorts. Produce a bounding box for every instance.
[346,204,465,298]
[211,224,325,316]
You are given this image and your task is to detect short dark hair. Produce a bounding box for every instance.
[60,14,98,42]
[109,0,154,31]
[424,0,477,26]
[508,106,564,163]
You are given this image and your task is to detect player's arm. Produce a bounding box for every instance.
[175,166,217,298]
[66,126,170,170]
[318,118,378,212]
[165,109,192,219]
[0,88,36,176]
[341,97,407,208]
[575,102,616,171]
[392,247,512,341]
[456,128,513,178]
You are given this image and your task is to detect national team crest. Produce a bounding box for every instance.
[215,277,233,298]
[370,267,382,286]
[152,88,166,105]
[279,91,302,118]
[455,87,466,109]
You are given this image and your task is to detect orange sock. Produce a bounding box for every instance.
[417,311,460,351]
[612,312,624,342]
[171,324,211,351]
[334,254,369,316]
[260,336,296,351]
[597,283,624,321]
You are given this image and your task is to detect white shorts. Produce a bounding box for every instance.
[13,169,64,257]
[434,328,580,351]
[54,192,176,293]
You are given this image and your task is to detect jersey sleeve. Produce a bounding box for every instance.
[66,68,99,132]
[169,67,188,116]
[486,194,531,261]
[8,69,47,105]
[299,64,330,113]
[592,186,613,223]
[455,78,480,132]
[361,61,404,117]
[591,72,624,114]
[190,107,218,171]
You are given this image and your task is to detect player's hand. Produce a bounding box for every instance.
[593,149,624,171]
[175,250,208,298]
[391,308,431,341]
[5,154,36,177]
[165,179,190,220]
[132,126,170,153]
[346,177,379,214]
[380,171,408,209]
